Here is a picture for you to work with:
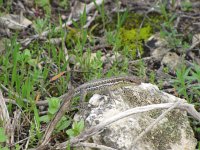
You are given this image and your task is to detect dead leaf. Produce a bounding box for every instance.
[0,14,32,30]
[35,92,41,102]
[50,71,66,82]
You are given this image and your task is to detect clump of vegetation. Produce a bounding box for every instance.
[123,13,163,30]
[119,26,151,59]
[105,12,165,59]
[65,29,80,48]
[35,0,51,15]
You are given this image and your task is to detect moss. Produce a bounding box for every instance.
[105,12,164,32]
[126,13,164,30]
[144,110,190,150]
[114,13,165,59]
[65,29,79,48]
[119,26,152,59]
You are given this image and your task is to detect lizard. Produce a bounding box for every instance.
[38,76,142,149]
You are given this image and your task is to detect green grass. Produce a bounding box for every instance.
[0,0,200,148]
[0,6,133,147]
[172,65,200,102]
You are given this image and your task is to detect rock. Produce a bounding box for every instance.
[75,83,197,150]
[192,33,200,45]
[161,52,182,71]
[0,14,32,30]
[146,33,170,61]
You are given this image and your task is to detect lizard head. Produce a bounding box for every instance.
[123,76,142,85]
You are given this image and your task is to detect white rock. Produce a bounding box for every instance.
[76,83,197,150]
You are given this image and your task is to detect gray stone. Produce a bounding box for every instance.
[75,83,197,150]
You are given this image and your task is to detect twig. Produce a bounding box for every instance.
[10,110,21,149]
[53,102,200,149]
[9,129,46,148]
[186,39,200,54]
[62,22,69,62]
[38,89,75,149]
[1,83,49,106]
[132,100,182,147]
[0,90,11,145]
[20,0,106,48]
[83,11,98,29]
[74,142,117,150]
[0,85,32,125]
[0,84,30,103]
